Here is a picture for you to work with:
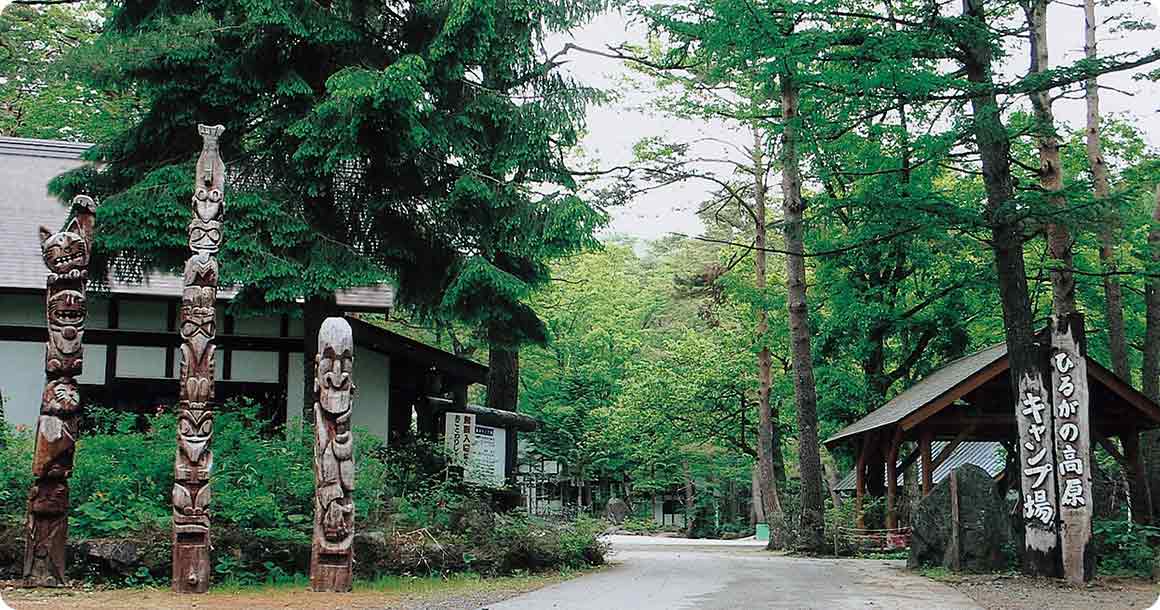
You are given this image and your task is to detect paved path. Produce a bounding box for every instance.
[483,535,980,610]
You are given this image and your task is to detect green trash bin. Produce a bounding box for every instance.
[755,522,770,542]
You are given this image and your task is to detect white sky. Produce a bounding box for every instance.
[550,2,1160,242]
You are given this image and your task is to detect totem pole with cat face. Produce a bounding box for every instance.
[172,124,225,594]
[310,317,356,592]
[24,195,96,587]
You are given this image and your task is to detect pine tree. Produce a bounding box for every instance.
[49,0,608,408]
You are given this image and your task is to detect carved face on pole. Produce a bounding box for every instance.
[316,346,353,420]
[39,228,89,278]
[46,290,85,374]
[187,219,223,254]
[42,378,80,417]
[177,407,213,465]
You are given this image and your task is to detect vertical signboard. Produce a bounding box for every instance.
[1016,369,1058,572]
[1051,315,1092,584]
[444,412,476,468]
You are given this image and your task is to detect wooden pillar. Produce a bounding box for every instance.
[920,429,934,496]
[309,317,355,592]
[855,437,867,528]
[173,125,226,594]
[1122,431,1153,524]
[886,433,900,530]
[24,195,95,587]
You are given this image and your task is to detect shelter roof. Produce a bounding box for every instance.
[825,343,1007,446]
[824,341,1160,447]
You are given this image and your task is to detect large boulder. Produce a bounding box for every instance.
[605,497,629,525]
[908,464,1009,572]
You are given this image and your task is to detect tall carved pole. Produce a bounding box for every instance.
[310,317,355,592]
[24,195,96,587]
[172,124,225,594]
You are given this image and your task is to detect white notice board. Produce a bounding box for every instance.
[466,424,506,487]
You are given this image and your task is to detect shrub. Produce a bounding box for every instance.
[0,399,607,586]
[1093,517,1160,577]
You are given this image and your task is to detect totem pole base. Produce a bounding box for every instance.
[309,550,353,592]
[172,534,211,593]
[22,514,69,588]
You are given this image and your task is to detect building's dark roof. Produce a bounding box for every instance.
[348,317,488,385]
[0,136,392,309]
[834,441,1005,492]
[825,343,1008,446]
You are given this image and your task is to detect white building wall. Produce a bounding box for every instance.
[286,352,304,424]
[0,294,44,325]
[0,340,44,427]
[351,349,390,442]
[115,299,169,378]
[231,350,278,382]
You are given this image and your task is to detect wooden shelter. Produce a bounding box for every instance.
[824,341,1160,528]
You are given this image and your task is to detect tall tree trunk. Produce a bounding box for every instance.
[1085,0,1130,379]
[683,461,696,538]
[1143,187,1160,514]
[961,0,1058,576]
[780,73,827,553]
[1145,185,1160,402]
[1026,0,1076,317]
[486,326,520,412]
[752,128,788,549]
[303,294,338,421]
[487,324,520,485]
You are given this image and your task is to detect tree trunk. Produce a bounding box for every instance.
[486,325,520,412]
[487,324,520,484]
[752,127,788,549]
[1145,186,1160,400]
[683,461,696,538]
[1026,0,1076,317]
[1085,0,1130,379]
[961,0,1058,576]
[1143,187,1160,514]
[780,73,827,553]
[303,294,338,421]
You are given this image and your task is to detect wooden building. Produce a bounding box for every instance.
[0,135,488,443]
[824,341,1160,528]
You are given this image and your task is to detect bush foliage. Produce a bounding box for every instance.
[0,401,604,585]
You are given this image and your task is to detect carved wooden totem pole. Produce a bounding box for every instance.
[310,317,356,592]
[24,195,96,587]
[172,124,226,594]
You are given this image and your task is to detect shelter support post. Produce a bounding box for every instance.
[855,435,869,528]
[886,432,900,529]
[920,429,933,496]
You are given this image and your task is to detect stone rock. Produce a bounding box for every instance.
[79,540,140,570]
[908,464,1009,572]
[605,497,629,525]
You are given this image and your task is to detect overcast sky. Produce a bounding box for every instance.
[550,2,1160,242]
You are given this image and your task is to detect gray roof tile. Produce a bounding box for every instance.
[0,136,392,309]
[824,343,1008,446]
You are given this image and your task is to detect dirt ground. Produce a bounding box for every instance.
[0,574,565,610]
[941,573,1158,610]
